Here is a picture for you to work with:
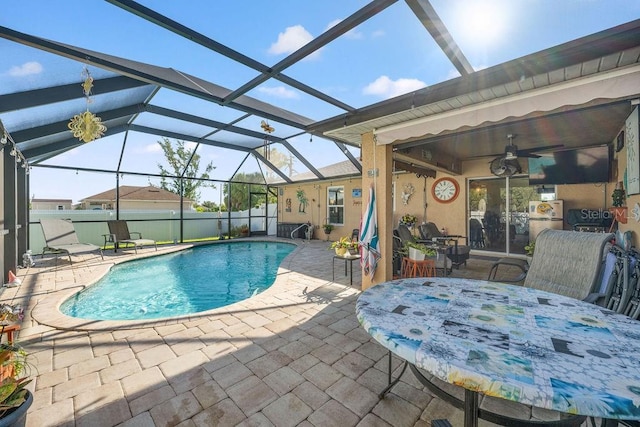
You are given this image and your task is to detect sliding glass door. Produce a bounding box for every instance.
[469,176,541,255]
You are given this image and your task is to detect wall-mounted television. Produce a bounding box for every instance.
[528,145,611,185]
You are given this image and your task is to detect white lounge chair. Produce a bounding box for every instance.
[40,219,103,264]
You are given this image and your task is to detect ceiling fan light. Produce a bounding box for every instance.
[504,145,518,160]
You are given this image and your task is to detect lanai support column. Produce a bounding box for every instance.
[16,166,28,262]
[361,131,393,290]
[2,144,18,279]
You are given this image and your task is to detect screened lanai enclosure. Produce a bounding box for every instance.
[1,1,639,277]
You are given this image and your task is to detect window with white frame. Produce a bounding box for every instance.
[327,186,344,225]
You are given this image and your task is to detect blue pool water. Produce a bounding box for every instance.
[60,241,295,320]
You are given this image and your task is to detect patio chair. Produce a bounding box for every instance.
[40,218,103,264]
[490,228,614,302]
[419,222,470,267]
[106,220,157,254]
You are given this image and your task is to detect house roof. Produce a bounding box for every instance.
[80,186,192,203]
[31,198,72,203]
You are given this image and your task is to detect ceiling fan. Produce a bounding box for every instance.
[489,134,562,177]
[500,134,563,160]
[490,157,521,177]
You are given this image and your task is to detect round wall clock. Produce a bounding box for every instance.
[431,177,460,203]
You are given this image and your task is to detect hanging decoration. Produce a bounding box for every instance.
[260,120,275,160]
[401,183,415,205]
[68,67,107,143]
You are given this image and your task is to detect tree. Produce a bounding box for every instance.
[157,138,215,203]
[265,148,297,178]
[196,201,226,212]
[222,172,277,211]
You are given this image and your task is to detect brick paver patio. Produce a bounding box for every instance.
[2,239,587,427]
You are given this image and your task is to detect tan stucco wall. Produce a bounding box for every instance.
[277,179,363,241]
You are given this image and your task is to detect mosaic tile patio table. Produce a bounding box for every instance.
[356,278,640,427]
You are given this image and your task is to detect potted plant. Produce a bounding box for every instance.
[403,241,437,261]
[322,223,334,241]
[524,241,535,262]
[610,182,627,224]
[239,224,249,237]
[401,214,417,227]
[0,304,32,427]
[329,237,359,257]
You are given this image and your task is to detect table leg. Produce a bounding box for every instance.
[332,257,336,282]
[349,259,353,286]
[464,389,479,427]
[379,350,408,398]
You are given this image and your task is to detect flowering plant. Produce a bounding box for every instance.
[0,304,23,324]
[0,304,31,418]
[329,236,359,250]
[401,214,417,225]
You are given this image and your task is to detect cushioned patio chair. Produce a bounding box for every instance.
[490,228,614,303]
[106,220,157,254]
[41,218,103,264]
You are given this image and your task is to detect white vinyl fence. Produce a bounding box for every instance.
[29,205,277,255]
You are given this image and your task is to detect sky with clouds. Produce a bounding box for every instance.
[1,0,638,204]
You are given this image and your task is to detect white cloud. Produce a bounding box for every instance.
[268,25,314,55]
[257,86,299,99]
[371,30,385,38]
[325,19,363,39]
[142,141,197,153]
[8,61,43,77]
[143,144,162,153]
[363,76,427,99]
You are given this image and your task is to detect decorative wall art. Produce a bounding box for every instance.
[401,183,415,205]
[296,189,308,213]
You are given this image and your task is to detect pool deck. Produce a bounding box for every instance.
[3,239,583,427]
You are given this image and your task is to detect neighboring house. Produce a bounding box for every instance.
[78,186,194,211]
[30,199,73,210]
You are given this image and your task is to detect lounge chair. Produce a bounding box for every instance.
[40,219,103,264]
[106,220,157,253]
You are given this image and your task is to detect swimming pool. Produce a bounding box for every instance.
[60,241,295,320]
